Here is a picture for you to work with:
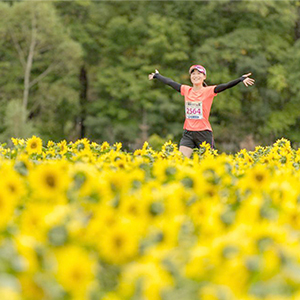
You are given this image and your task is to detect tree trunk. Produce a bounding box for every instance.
[139,109,149,143]
[23,10,37,113]
[79,65,88,138]
[295,4,300,40]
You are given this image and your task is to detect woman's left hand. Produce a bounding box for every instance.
[242,73,255,87]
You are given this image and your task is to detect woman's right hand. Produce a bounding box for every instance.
[148,69,159,80]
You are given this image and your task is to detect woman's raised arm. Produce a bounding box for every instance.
[149,69,181,93]
[214,73,255,93]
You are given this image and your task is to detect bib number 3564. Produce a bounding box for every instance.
[185,102,203,119]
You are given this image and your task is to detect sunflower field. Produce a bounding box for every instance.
[1,136,300,300]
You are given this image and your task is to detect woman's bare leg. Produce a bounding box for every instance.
[179,145,193,158]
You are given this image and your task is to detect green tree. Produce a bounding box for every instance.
[81,3,190,147]
[0,99,34,141]
[2,1,300,150]
[191,0,298,149]
[0,2,82,141]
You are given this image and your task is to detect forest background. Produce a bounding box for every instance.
[1,0,300,152]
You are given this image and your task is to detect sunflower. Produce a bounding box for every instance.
[120,255,174,300]
[28,163,69,201]
[57,140,68,155]
[0,190,16,230]
[55,245,96,297]
[18,274,45,300]
[11,137,25,146]
[239,164,271,192]
[73,138,90,153]
[0,287,21,300]
[0,169,26,200]
[100,141,110,152]
[26,136,43,155]
[97,221,140,264]
[19,203,46,237]
[47,140,55,148]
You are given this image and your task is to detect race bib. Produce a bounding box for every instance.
[185,101,203,119]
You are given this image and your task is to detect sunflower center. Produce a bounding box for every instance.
[255,174,264,182]
[31,142,37,149]
[197,207,204,216]
[46,175,56,188]
[8,184,16,193]
[71,268,83,282]
[30,216,38,226]
[114,236,124,249]
[128,205,137,214]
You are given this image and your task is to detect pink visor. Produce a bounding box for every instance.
[189,65,206,75]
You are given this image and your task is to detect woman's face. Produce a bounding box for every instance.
[190,69,206,85]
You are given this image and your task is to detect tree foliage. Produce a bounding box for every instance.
[1,1,300,151]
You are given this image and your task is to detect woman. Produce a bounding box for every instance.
[148,65,255,158]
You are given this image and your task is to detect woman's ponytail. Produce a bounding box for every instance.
[203,81,208,87]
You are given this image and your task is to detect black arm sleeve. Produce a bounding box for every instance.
[214,77,244,93]
[153,73,181,93]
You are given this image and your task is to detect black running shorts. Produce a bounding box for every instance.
[179,129,214,149]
